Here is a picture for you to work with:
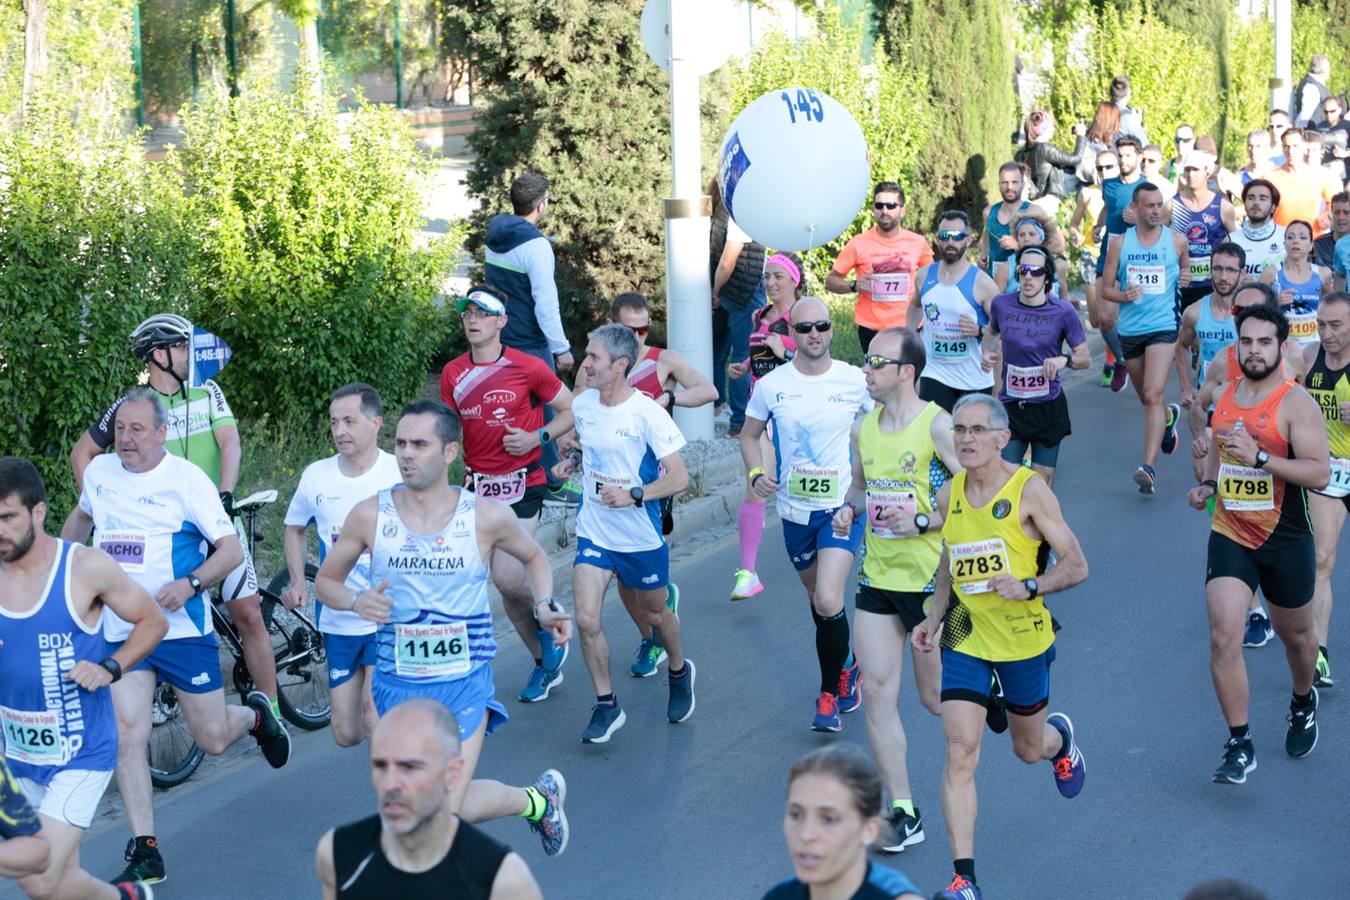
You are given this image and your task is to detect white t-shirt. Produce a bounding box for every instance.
[727,216,752,244]
[573,389,687,553]
[745,360,873,524]
[1229,223,1287,278]
[284,450,402,636]
[80,453,235,642]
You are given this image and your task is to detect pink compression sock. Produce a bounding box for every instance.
[738,500,766,571]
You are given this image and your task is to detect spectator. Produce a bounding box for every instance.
[485,172,574,498]
[1166,123,1196,181]
[1314,191,1350,268]
[1317,95,1350,182]
[1268,109,1294,166]
[1294,54,1332,128]
[1111,74,1149,145]
[1074,102,1121,191]
[1020,109,1087,216]
[1195,135,1243,204]
[709,177,766,437]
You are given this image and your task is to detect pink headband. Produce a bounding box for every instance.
[766,253,801,286]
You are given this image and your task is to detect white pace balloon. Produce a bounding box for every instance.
[717,88,870,252]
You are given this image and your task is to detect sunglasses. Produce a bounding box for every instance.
[1017,264,1049,278]
[873,201,901,210]
[629,325,649,337]
[1096,165,1118,173]
[863,354,906,369]
[936,229,969,241]
[793,320,833,334]
[1175,135,1194,143]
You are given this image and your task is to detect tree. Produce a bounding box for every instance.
[872,0,1016,226]
[443,0,673,341]
[21,0,48,117]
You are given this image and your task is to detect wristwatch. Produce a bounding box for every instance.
[1254,449,1270,469]
[1021,577,1039,600]
[187,573,203,593]
[849,279,858,292]
[914,513,931,535]
[629,486,645,507]
[539,428,551,444]
[99,658,122,683]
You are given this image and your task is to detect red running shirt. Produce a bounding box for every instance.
[440,348,563,487]
[627,347,666,404]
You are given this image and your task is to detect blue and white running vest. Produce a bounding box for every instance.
[369,488,495,684]
[1116,227,1181,336]
[918,264,992,390]
[1276,267,1324,345]
[0,541,118,782]
[1195,296,1236,384]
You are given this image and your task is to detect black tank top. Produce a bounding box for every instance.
[334,814,509,899]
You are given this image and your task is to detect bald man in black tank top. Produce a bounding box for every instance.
[317,699,542,899]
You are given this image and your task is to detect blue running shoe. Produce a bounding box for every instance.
[1243,609,1273,648]
[580,702,626,744]
[538,628,568,675]
[811,692,842,733]
[1161,402,1181,454]
[1047,712,1086,798]
[837,662,862,714]
[527,769,569,857]
[629,638,667,678]
[519,665,563,703]
[667,659,696,723]
[934,873,982,899]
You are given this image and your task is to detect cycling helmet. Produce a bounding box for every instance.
[129,313,192,360]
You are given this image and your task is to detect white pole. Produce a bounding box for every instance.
[665,0,714,441]
[1272,0,1292,115]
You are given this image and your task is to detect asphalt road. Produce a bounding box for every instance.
[5,369,1348,899]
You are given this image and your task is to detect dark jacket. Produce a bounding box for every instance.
[1024,136,1087,201]
[709,205,765,308]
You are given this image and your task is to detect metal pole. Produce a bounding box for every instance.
[1272,0,1292,115]
[225,0,239,98]
[131,1,145,127]
[665,0,713,441]
[393,0,404,109]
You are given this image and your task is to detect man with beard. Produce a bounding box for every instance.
[978,163,1031,277]
[1188,304,1330,784]
[316,699,543,898]
[907,212,998,412]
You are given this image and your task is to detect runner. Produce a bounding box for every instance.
[982,246,1091,487]
[1313,191,1350,269]
[978,162,1031,277]
[916,394,1089,900]
[1187,304,1330,783]
[830,326,960,853]
[0,457,166,900]
[764,745,924,900]
[908,211,998,412]
[1140,145,1176,201]
[740,297,872,733]
[283,384,402,747]
[1095,135,1146,391]
[826,182,935,351]
[727,253,803,603]
[439,287,576,703]
[69,313,281,726]
[1301,291,1350,689]
[989,208,1067,294]
[60,389,291,886]
[314,400,571,854]
[552,324,694,743]
[1068,151,1111,377]
[1171,150,1238,313]
[1100,181,1192,493]
[316,699,543,899]
[1228,180,1287,279]
[1238,130,1274,186]
[573,292,716,677]
[1261,220,1331,347]
[1178,243,1245,480]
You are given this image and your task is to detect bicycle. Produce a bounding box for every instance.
[147,489,331,788]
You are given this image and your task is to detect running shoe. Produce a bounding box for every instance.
[1286,687,1319,758]
[1315,648,1334,688]
[810,692,842,733]
[519,665,563,703]
[629,638,667,678]
[245,690,291,768]
[837,662,862,714]
[878,806,924,853]
[934,873,982,900]
[111,838,165,885]
[1047,712,1086,798]
[1132,464,1155,494]
[114,883,155,900]
[1099,364,1113,387]
[1243,609,1274,648]
[985,672,1009,734]
[667,659,696,723]
[538,628,568,675]
[580,702,626,744]
[544,482,582,508]
[1212,736,1257,784]
[1160,403,1181,454]
[730,569,764,601]
[0,759,39,837]
[528,769,569,857]
[1110,365,1130,392]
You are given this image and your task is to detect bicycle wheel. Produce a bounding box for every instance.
[263,568,331,730]
[148,681,205,789]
